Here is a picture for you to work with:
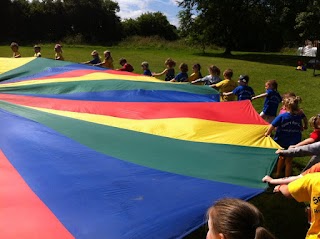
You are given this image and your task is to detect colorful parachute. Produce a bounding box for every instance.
[0,57,279,239]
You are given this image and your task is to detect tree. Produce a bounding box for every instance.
[121,12,178,41]
[177,0,311,53]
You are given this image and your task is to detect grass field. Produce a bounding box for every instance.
[1,43,318,238]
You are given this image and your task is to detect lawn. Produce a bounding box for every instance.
[1,43,318,238]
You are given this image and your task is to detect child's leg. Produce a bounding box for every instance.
[284,157,293,177]
[276,156,285,178]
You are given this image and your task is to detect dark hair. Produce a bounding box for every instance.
[207,198,275,239]
[164,58,176,67]
[119,58,127,65]
[179,63,188,73]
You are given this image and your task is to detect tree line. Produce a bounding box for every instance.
[1,0,320,52]
[0,0,178,45]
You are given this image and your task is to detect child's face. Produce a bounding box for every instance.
[141,65,147,70]
[55,47,61,53]
[206,217,222,239]
[193,66,199,73]
[11,46,18,52]
[265,82,271,90]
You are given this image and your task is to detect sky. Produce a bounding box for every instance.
[114,0,181,27]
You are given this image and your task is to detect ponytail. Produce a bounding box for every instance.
[255,226,276,239]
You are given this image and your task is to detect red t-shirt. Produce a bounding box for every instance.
[118,63,134,72]
[310,130,320,141]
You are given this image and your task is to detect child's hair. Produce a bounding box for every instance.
[164,58,176,68]
[193,63,201,71]
[119,58,127,65]
[141,61,149,68]
[282,92,296,100]
[266,79,278,91]
[54,44,62,52]
[207,198,275,239]
[91,50,99,57]
[34,45,41,50]
[223,69,233,79]
[104,50,111,59]
[283,96,302,114]
[209,65,220,76]
[238,75,249,83]
[309,114,320,129]
[179,63,188,73]
[10,42,19,48]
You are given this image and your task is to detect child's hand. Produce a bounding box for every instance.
[262,175,273,182]
[275,149,283,154]
[273,185,282,193]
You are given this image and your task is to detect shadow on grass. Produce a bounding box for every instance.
[193,52,314,68]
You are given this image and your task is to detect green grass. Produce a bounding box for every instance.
[0,43,318,238]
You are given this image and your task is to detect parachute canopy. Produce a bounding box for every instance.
[0,58,279,239]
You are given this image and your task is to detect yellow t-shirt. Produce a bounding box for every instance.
[288,173,320,239]
[188,72,201,82]
[215,79,237,101]
[102,57,114,69]
[55,52,64,61]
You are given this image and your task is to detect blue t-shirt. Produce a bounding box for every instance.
[89,57,101,64]
[232,85,255,101]
[263,89,282,116]
[143,69,152,76]
[174,72,188,82]
[272,112,305,148]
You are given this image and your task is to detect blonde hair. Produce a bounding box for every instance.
[309,114,320,129]
[283,96,302,114]
[207,198,275,239]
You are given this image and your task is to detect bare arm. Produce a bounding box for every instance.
[273,184,292,198]
[251,92,267,101]
[289,138,315,148]
[262,174,303,185]
[152,69,168,77]
[223,91,233,96]
[265,125,275,137]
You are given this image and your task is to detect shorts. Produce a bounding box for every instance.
[260,112,275,123]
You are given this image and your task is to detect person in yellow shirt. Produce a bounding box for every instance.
[275,173,320,239]
[187,63,202,83]
[95,50,114,69]
[210,68,237,101]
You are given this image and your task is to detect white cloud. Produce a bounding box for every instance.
[114,0,180,26]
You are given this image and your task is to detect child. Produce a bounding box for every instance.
[83,50,101,65]
[170,63,188,82]
[152,58,176,81]
[187,63,202,82]
[141,61,152,76]
[116,58,134,72]
[223,75,255,101]
[289,114,320,148]
[95,50,114,69]
[265,96,306,177]
[210,69,237,101]
[10,42,21,58]
[279,92,298,115]
[207,198,275,239]
[273,173,320,239]
[252,79,282,123]
[54,44,64,61]
[33,45,41,57]
[191,65,221,85]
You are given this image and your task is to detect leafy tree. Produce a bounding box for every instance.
[122,12,178,41]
